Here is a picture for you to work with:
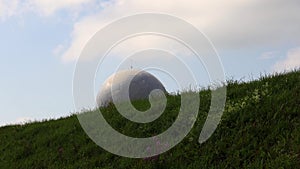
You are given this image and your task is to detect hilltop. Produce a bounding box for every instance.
[0,70,299,169]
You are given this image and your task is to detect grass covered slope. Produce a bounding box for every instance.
[0,71,299,169]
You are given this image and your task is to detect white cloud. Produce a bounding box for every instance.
[0,0,96,20]
[1,1,299,62]
[61,15,104,62]
[273,47,300,72]
[28,0,93,16]
[61,0,300,62]
[0,0,21,20]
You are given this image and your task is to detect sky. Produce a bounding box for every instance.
[0,0,300,126]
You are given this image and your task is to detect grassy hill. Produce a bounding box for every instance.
[0,70,299,169]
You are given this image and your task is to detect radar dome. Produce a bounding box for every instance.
[97,70,167,107]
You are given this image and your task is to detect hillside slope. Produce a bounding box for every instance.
[0,71,299,169]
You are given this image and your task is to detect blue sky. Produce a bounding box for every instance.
[0,0,299,126]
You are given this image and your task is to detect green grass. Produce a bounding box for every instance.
[0,70,299,169]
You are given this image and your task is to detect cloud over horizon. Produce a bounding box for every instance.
[1,0,300,71]
[58,0,300,64]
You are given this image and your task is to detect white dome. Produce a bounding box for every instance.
[97,70,167,107]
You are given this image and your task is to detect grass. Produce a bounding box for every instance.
[0,70,299,169]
